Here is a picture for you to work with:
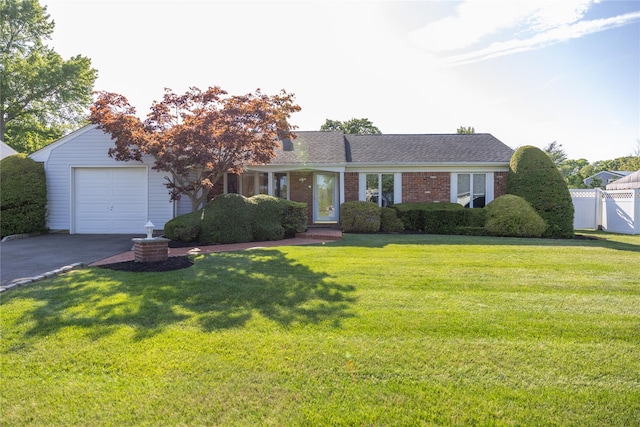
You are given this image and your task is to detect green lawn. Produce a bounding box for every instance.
[1,232,639,426]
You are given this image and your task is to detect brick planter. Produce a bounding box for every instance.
[132,237,170,263]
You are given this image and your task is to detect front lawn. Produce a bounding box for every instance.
[1,232,639,425]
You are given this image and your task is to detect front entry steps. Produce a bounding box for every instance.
[295,227,342,241]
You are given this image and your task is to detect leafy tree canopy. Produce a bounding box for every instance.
[543,139,639,189]
[456,126,475,134]
[89,87,300,211]
[320,118,381,134]
[1,0,97,153]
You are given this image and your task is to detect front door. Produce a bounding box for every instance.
[314,172,339,223]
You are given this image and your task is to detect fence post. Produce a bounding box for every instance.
[635,189,640,234]
[595,188,602,230]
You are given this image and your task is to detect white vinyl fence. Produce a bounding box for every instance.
[570,189,640,235]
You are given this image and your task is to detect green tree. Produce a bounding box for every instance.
[320,118,381,134]
[0,153,47,237]
[456,126,475,134]
[1,0,97,153]
[507,145,574,238]
[587,177,603,189]
[560,158,590,188]
[543,141,567,167]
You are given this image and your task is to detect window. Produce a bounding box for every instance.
[366,173,394,207]
[273,173,288,199]
[227,174,239,194]
[456,173,486,208]
[226,172,268,197]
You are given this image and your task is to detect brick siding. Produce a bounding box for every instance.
[494,171,508,198]
[344,172,359,202]
[402,172,450,203]
[290,171,314,224]
[133,239,169,262]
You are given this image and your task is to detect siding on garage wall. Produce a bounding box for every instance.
[38,126,174,232]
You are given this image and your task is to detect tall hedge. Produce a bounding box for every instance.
[0,154,47,238]
[506,145,574,238]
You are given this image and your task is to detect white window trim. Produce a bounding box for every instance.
[271,172,290,199]
[451,172,494,207]
[359,172,401,206]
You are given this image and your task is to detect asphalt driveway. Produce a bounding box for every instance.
[1,233,140,286]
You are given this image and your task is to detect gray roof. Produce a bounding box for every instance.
[606,169,640,190]
[345,133,513,163]
[270,131,513,165]
[273,131,346,164]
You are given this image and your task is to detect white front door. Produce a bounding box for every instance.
[314,172,339,223]
[73,167,147,233]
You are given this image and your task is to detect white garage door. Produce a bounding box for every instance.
[74,167,147,233]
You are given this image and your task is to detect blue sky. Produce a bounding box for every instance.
[41,0,640,162]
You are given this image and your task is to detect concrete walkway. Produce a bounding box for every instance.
[91,236,334,266]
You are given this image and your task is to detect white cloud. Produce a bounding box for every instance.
[408,1,544,52]
[407,0,623,62]
[445,10,640,65]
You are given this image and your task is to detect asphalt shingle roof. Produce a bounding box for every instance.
[346,134,514,163]
[273,131,346,164]
[270,131,513,165]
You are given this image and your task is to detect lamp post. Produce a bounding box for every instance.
[145,221,155,239]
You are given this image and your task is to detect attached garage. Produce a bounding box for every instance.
[29,125,174,234]
[73,167,148,233]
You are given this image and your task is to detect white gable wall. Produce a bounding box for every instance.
[32,125,174,233]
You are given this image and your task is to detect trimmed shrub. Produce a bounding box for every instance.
[281,199,308,237]
[464,208,487,228]
[507,146,574,238]
[424,208,482,234]
[199,194,253,244]
[249,195,285,241]
[393,202,462,231]
[165,194,307,243]
[0,154,47,238]
[163,211,202,242]
[485,194,547,237]
[340,201,380,233]
[380,207,404,233]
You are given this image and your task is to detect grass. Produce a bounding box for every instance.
[1,231,639,426]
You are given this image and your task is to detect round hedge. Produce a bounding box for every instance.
[199,194,253,244]
[485,195,547,237]
[0,154,47,238]
[340,201,380,233]
[249,195,285,241]
[506,145,574,238]
[380,207,404,233]
[164,194,308,243]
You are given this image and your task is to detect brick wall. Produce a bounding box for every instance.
[133,239,169,262]
[402,172,450,203]
[494,171,508,198]
[290,171,313,224]
[344,172,359,202]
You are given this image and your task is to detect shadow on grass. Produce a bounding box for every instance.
[13,249,356,342]
[334,232,640,253]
